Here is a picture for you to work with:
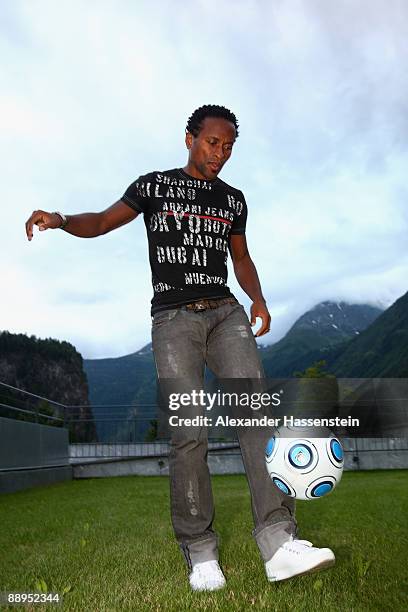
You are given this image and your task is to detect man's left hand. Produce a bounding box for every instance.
[250,301,271,337]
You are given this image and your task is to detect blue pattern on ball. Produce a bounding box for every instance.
[273,477,290,495]
[330,439,343,461]
[265,437,275,457]
[289,444,312,468]
[312,482,333,497]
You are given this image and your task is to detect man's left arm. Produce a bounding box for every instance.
[229,234,271,337]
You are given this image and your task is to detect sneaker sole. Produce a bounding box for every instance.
[268,556,335,582]
[190,581,226,592]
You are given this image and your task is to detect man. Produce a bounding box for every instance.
[25,104,335,591]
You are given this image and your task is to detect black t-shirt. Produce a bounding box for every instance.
[122,168,247,314]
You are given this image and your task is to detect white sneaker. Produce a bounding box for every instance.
[265,536,335,582]
[189,560,226,591]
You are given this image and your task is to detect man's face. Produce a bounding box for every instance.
[185,116,236,180]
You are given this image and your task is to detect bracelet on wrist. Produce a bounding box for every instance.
[54,211,68,230]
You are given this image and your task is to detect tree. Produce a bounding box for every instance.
[144,419,158,442]
[294,360,335,379]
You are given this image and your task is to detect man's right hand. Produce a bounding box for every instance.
[25,210,62,241]
[25,201,139,241]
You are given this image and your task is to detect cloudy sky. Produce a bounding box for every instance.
[1,0,407,359]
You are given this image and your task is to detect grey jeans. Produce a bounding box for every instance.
[151,300,296,570]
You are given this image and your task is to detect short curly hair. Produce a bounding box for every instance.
[186,104,239,138]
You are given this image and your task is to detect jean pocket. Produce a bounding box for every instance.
[232,302,247,315]
[152,309,180,328]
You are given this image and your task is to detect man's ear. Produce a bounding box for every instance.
[185,131,193,150]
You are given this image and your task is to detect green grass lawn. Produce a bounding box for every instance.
[0,471,407,611]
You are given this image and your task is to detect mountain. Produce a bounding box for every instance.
[0,331,94,442]
[83,343,156,442]
[83,343,154,406]
[261,301,383,376]
[330,291,408,377]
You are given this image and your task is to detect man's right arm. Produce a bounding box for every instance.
[25,200,139,241]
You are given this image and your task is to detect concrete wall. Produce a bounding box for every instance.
[0,466,73,495]
[0,417,72,494]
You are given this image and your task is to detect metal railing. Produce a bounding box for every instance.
[69,440,239,462]
[0,381,160,442]
[0,381,65,424]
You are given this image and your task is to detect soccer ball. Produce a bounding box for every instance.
[265,427,344,500]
